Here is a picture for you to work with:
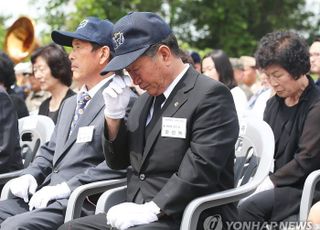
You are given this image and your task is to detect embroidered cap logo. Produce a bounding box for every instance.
[113,32,124,50]
[77,19,88,29]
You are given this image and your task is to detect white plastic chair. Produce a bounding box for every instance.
[18,115,55,167]
[298,169,320,222]
[94,117,275,229]
[0,115,55,192]
[64,178,127,222]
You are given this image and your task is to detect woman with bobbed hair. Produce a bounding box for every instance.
[239,31,320,224]
[202,49,247,117]
[31,43,75,123]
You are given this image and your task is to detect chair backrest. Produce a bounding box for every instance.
[18,115,55,167]
[299,169,320,222]
[234,117,274,187]
[180,117,275,229]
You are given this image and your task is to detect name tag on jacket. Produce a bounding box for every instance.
[76,126,95,143]
[161,117,186,139]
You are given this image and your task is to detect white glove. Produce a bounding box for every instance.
[28,182,71,210]
[8,174,38,202]
[102,75,132,119]
[107,201,160,229]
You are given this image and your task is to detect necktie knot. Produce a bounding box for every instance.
[78,92,91,106]
[77,92,91,114]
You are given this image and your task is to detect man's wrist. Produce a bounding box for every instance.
[105,117,122,141]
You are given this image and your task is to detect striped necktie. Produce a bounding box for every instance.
[69,92,91,135]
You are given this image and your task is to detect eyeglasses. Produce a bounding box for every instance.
[264,72,289,83]
[33,66,48,74]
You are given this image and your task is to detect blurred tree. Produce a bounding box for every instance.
[41,0,163,30]
[33,0,319,57]
[0,16,9,50]
[173,0,316,56]
[36,0,164,45]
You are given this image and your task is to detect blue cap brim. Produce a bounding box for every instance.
[51,30,95,47]
[100,46,149,75]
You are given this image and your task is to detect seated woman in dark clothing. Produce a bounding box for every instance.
[238,31,320,224]
[31,43,75,123]
[0,51,29,118]
[0,54,24,188]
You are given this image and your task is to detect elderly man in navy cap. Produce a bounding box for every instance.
[0,17,127,230]
[60,11,239,230]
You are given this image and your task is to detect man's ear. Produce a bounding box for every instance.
[100,46,111,64]
[157,45,171,63]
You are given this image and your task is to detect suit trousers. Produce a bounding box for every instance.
[59,205,237,230]
[238,189,275,222]
[0,197,95,230]
[0,197,65,230]
[58,213,180,230]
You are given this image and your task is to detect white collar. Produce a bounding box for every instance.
[163,64,189,99]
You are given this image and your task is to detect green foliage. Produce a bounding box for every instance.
[36,0,164,45]
[174,0,315,57]
[2,0,318,58]
[0,16,8,50]
[42,0,163,31]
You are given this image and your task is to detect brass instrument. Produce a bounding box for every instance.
[3,16,39,63]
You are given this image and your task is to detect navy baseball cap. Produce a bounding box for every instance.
[101,12,172,74]
[51,17,114,49]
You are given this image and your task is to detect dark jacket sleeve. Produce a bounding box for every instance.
[103,119,130,170]
[0,92,23,173]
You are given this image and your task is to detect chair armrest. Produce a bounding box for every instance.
[299,170,320,221]
[64,178,126,223]
[180,183,257,230]
[95,185,127,214]
[0,181,16,200]
[0,170,23,185]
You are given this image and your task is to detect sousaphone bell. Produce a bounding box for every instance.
[3,16,39,63]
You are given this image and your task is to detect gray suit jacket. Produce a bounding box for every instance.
[104,67,239,220]
[23,80,126,203]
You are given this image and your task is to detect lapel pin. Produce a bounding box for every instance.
[174,102,179,107]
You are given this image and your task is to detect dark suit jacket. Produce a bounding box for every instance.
[104,67,239,221]
[23,80,126,208]
[0,87,23,174]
